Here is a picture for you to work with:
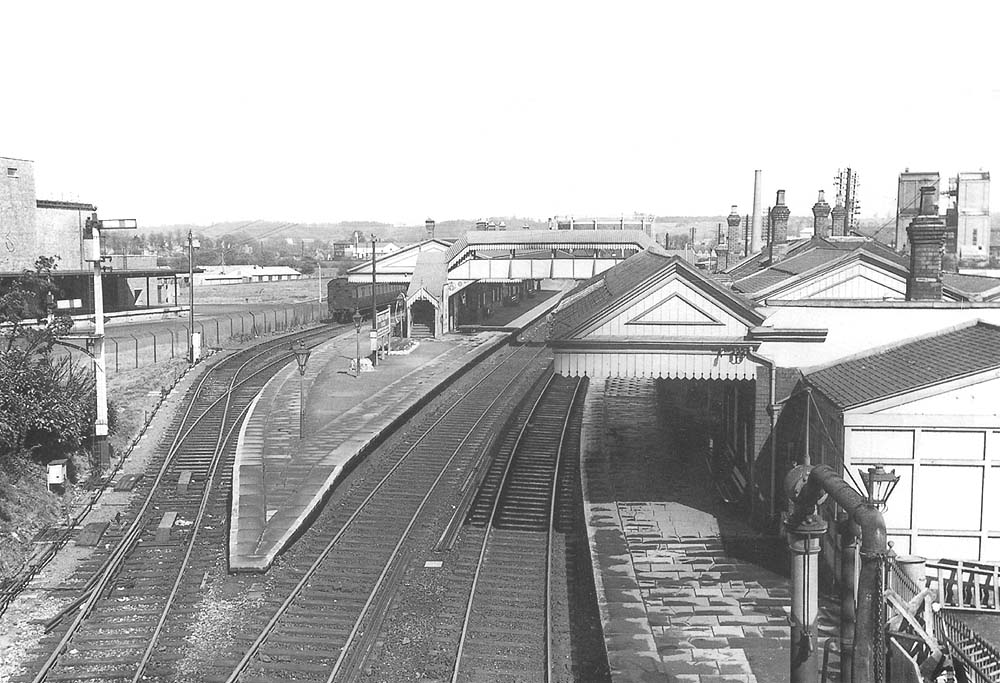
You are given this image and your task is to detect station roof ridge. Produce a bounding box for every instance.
[804,320,1000,409]
[346,238,451,275]
[730,237,907,296]
[549,248,762,340]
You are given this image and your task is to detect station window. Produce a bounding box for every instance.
[6,167,17,178]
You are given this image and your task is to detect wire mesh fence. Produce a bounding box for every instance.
[52,301,325,374]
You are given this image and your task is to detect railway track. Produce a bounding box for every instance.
[451,374,584,683]
[17,325,340,683]
[221,338,553,683]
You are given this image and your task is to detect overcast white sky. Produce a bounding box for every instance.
[3,1,998,226]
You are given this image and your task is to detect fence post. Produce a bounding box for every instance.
[169,328,176,358]
[112,338,119,373]
[131,335,139,369]
[250,311,257,336]
[284,307,288,329]
[215,318,220,345]
[152,331,158,363]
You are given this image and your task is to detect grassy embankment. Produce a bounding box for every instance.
[0,277,327,583]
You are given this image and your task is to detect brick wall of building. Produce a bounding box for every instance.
[752,364,804,517]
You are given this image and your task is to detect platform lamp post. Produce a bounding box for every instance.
[84,214,137,472]
[187,230,201,364]
[353,308,362,378]
[291,341,311,439]
[859,465,900,512]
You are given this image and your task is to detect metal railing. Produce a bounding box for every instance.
[928,558,1000,612]
[934,609,1000,683]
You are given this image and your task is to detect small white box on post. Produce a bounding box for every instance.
[192,331,202,362]
[47,459,68,491]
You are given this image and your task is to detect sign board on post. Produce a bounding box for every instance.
[376,307,391,352]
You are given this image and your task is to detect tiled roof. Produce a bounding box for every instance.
[805,322,1000,409]
[730,237,907,296]
[444,229,654,262]
[549,248,761,339]
[942,273,1000,299]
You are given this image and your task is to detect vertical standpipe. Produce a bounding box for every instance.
[751,169,763,254]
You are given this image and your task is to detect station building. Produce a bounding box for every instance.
[550,187,1000,565]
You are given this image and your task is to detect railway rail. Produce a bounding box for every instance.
[222,334,552,683]
[18,324,341,683]
[14,313,607,683]
[451,374,584,683]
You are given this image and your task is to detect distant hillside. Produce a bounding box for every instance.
[148,214,868,248]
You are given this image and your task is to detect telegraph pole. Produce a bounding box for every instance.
[370,234,378,365]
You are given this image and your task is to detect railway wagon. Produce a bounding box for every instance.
[327,277,408,323]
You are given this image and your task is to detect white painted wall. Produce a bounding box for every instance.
[758,306,1000,369]
[842,370,1000,563]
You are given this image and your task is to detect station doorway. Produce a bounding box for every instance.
[655,377,758,508]
[409,299,436,338]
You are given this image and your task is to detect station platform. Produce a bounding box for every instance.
[229,294,562,572]
[581,377,839,682]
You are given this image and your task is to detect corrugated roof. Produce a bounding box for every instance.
[549,248,761,339]
[805,322,1000,409]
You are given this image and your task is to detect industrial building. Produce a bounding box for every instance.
[894,169,991,266]
[0,156,183,319]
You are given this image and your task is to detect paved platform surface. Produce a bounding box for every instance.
[229,294,562,571]
[582,377,838,682]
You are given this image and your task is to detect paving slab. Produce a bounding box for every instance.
[581,377,839,683]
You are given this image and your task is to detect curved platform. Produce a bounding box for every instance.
[229,295,563,572]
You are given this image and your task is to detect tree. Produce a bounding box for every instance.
[0,257,103,467]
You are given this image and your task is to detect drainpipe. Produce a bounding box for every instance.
[748,351,778,520]
[786,464,888,683]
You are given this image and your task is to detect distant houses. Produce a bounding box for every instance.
[189,265,303,287]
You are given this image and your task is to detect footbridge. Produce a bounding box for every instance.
[347,229,655,286]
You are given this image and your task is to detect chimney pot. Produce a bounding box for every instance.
[776,189,786,206]
[817,190,825,202]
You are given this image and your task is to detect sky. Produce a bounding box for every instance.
[3,1,999,227]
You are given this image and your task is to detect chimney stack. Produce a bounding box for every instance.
[726,205,742,262]
[812,190,832,238]
[770,190,791,262]
[905,186,946,301]
[830,194,847,237]
[716,221,729,272]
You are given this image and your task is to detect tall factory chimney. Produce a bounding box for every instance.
[750,170,763,253]
[770,190,791,262]
[726,205,742,262]
[812,190,832,238]
[905,186,946,301]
